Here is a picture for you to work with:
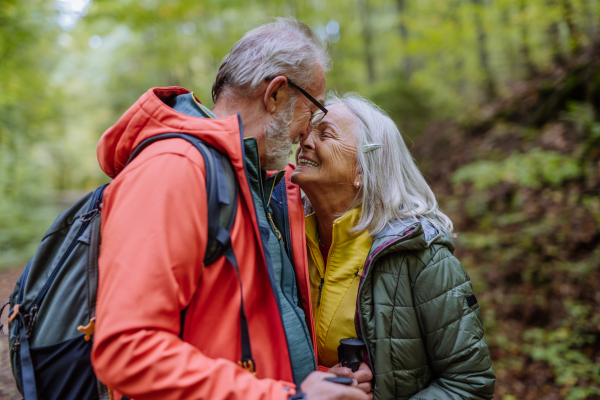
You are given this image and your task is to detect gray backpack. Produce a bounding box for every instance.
[1,133,254,400]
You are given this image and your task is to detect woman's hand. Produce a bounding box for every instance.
[301,371,369,400]
[328,363,373,397]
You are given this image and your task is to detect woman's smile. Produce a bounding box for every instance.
[291,103,359,192]
[297,155,320,167]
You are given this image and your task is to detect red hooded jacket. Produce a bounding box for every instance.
[91,87,316,400]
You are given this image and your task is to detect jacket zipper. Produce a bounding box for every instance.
[240,132,292,370]
[357,238,401,368]
[314,234,332,344]
[10,187,105,347]
[29,186,106,312]
[317,278,324,306]
[264,171,285,245]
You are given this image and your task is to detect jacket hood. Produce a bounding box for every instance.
[368,216,455,260]
[97,87,245,178]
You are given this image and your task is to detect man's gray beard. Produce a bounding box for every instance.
[263,103,295,170]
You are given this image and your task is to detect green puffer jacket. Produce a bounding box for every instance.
[356,217,495,400]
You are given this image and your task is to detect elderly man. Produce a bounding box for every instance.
[91,18,371,400]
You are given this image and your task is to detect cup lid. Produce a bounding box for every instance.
[339,338,365,346]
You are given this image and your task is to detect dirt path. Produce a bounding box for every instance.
[0,267,23,400]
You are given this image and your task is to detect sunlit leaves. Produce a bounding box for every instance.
[452,149,581,189]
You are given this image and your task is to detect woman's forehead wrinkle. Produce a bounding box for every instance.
[322,106,356,140]
[318,121,338,131]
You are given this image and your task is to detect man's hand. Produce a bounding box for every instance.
[301,371,370,400]
[328,363,373,396]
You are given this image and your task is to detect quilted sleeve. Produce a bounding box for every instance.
[410,247,495,400]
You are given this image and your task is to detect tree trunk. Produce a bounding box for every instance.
[397,0,412,78]
[582,0,598,45]
[519,0,537,77]
[360,0,376,84]
[546,0,565,65]
[500,3,518,76]
[561,0,582,54]
[470,0,496,100]
[452,0,467,96]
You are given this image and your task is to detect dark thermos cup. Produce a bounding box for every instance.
[337,338,366,372]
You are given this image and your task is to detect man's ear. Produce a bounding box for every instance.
[263,76,289,114]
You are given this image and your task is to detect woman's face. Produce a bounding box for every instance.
[291,103,359,192]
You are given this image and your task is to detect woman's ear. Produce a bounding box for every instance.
[354,173,363,189]
[352,165,364,188]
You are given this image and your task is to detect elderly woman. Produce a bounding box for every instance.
[291,93,495,399]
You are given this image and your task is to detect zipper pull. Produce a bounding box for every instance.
[267,212,285,246]
[26,305,39,339]
[317,278,324,307]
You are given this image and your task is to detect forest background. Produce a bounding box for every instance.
[1,0,600,399]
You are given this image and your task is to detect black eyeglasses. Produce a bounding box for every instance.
[265,77,328,126]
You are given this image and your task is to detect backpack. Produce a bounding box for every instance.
[1,133,255,400]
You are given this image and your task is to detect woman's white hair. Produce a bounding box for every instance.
[325,92,454,236]
[212,17,331,103]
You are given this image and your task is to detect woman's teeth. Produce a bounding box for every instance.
[299,159,319,167]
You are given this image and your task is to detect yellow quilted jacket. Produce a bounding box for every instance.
[305,207,372,368]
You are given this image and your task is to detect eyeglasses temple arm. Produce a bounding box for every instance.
[286,79,328,115]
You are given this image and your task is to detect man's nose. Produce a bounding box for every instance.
[301,121,312,139]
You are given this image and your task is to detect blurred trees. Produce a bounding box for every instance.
[0,0,68,265]
[412,50,600,399]
[1,0,600,397]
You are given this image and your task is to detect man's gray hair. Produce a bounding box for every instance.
[325,93,454,236]
[212,17,331,103]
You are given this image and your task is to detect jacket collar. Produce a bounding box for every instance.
[171,92,216,119]
[242,137,285,207]
[374,217,438,241]
[305,207,371,279]
[97,87,245,179]
[305,206,365,247]
[367,216,456,264]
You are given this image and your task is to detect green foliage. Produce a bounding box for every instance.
[524,301,600,400]
[425,95,600,398]
[2,0,600,397]
[452,149,581,189]
[0,0,69,267]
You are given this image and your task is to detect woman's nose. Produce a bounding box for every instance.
[300,130,316,150]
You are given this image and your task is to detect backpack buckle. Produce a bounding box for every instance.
[238,359,256,376]
[77,317,96,342]
[7,304,20,324]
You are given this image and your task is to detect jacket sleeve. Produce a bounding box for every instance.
[410,249,495,400]
[91,148,294,400]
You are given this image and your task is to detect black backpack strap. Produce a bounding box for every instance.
[222,239,255,373]
[88,215,101,320]
[87,185,107,320]
[202,148,239,264]
[128,133,254,372]
[16,311,38,400]
[127,133,238,264]
[12,261,38,400]
[82,186,110,400]
[89,212,112,400]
